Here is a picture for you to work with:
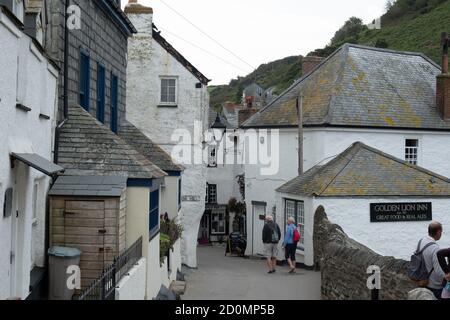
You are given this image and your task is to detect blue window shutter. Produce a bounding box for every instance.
[110,74,119,133]
[97,64,105,123]
[149,189,160,236]
[178,178,182,211]
[79,50,90,111]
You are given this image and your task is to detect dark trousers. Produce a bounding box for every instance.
[427,287,443,300]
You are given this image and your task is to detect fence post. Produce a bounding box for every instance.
[101,272,106,300]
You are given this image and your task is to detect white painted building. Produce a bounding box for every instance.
[125,1,210,268]
[276,142,450,265]
[0,2,60,299]
[241,44,450,257]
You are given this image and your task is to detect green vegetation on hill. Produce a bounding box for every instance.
[210,0,450,109]
[209,55,303,110]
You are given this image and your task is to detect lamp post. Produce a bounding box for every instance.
[211,113,227,144]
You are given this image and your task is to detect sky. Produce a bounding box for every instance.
[124,0,388,85]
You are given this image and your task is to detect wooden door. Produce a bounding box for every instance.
[64,200,106,288]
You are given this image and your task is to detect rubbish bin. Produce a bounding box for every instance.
[48,246,82,300]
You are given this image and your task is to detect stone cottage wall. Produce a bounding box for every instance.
[313,206,415,300]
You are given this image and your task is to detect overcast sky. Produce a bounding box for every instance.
[125,0,387,85]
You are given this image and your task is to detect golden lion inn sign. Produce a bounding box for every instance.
[370,202,432,223]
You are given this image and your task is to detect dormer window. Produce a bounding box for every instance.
[12,0,24,23]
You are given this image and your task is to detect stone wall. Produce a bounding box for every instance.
[313,206,415,300]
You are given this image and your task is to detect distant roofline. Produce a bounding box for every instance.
[153,24,210,85]
[241,43,442,128]
[277,141,450,197]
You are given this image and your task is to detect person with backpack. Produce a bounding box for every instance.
[262,215,281,274]
[437,248,450,299]
[408,221,446,299]
[283,217,300,274]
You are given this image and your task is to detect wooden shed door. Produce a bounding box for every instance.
[64,200,106,287]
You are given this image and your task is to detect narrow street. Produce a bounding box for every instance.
[182,246,321,300]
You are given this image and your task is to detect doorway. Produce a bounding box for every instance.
[198,212,210,245]
[252,203,266,256]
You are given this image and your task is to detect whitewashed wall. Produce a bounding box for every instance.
[147,235,161,299]
[161,176,180,220]
[0,11,58,300]
[115,258,146,300]
[244,126,450,256]
[315,197,450,261]
[126,11,208,268]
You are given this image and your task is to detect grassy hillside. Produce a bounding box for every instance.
[210,0,450,109]
[209,55,303,110]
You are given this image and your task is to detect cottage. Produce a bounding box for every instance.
[0,0,61,300]
[241,43,450,257]
[124,0,210,268]
[276,142,450,266]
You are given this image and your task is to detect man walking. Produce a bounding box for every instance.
[417,221,446,299]
[262,215,281,274]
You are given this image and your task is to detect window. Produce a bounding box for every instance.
[211,211,226,235]
[110,74,119,133]
[79,50,90,111]
[96,64,106,123]
[206,184,217,204]
[149,189,160,237]
[208,147,217,167]
[284,199,305,247]
[405,139,419,165]
[31,184,38,268]
[160,77,177,104]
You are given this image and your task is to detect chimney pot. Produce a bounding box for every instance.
[437,32,450,120]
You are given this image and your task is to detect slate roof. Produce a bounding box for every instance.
[49,175,127,197]
[276,142,450,197]
[153,25,210,85]
[242,44,450,130]
[57,105,166,179]
[118,120,184,172]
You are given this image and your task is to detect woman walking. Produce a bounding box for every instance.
[283,217,299,274]
[437,248,450,299]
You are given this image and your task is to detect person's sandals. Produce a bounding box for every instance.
[268,270,276,274]
[289,269,296,274]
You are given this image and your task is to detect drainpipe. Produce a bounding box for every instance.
[53,0,70,165]
[296,95,304,175]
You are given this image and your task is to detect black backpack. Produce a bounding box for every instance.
[407,239,436,287]
[270,224,280,243]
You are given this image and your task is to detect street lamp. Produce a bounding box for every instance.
[210,113,227,144]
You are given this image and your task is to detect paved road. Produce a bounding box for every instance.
[182,245,321,300]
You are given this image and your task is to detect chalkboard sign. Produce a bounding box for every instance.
[370,202,432,223]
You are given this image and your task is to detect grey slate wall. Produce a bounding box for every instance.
[46,0,128,124]
[313,206,415,300]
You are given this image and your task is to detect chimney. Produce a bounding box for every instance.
[302,56,324,76]
[124,0,153,35]
[437,32,450,120]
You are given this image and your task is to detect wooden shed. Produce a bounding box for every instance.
[48,175,127,288]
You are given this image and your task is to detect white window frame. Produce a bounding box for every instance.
[284,199,305,248]
[211,211,226,235]
[159,76,178,105]
[405,138,420,165]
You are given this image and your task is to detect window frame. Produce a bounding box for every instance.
[96,62,106,123]
[405,138,420,165]
[79,49,91,111]
[206,184,217,204]
[149,189,160,238]
[159,76,178,106]
[110,73,119,134]
[284,198,305,249]
[210,211,226,235]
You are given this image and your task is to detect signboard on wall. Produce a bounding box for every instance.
[370,202,432,223]
[181,195,201,202]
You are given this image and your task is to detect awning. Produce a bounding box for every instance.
[10,153,65,176]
